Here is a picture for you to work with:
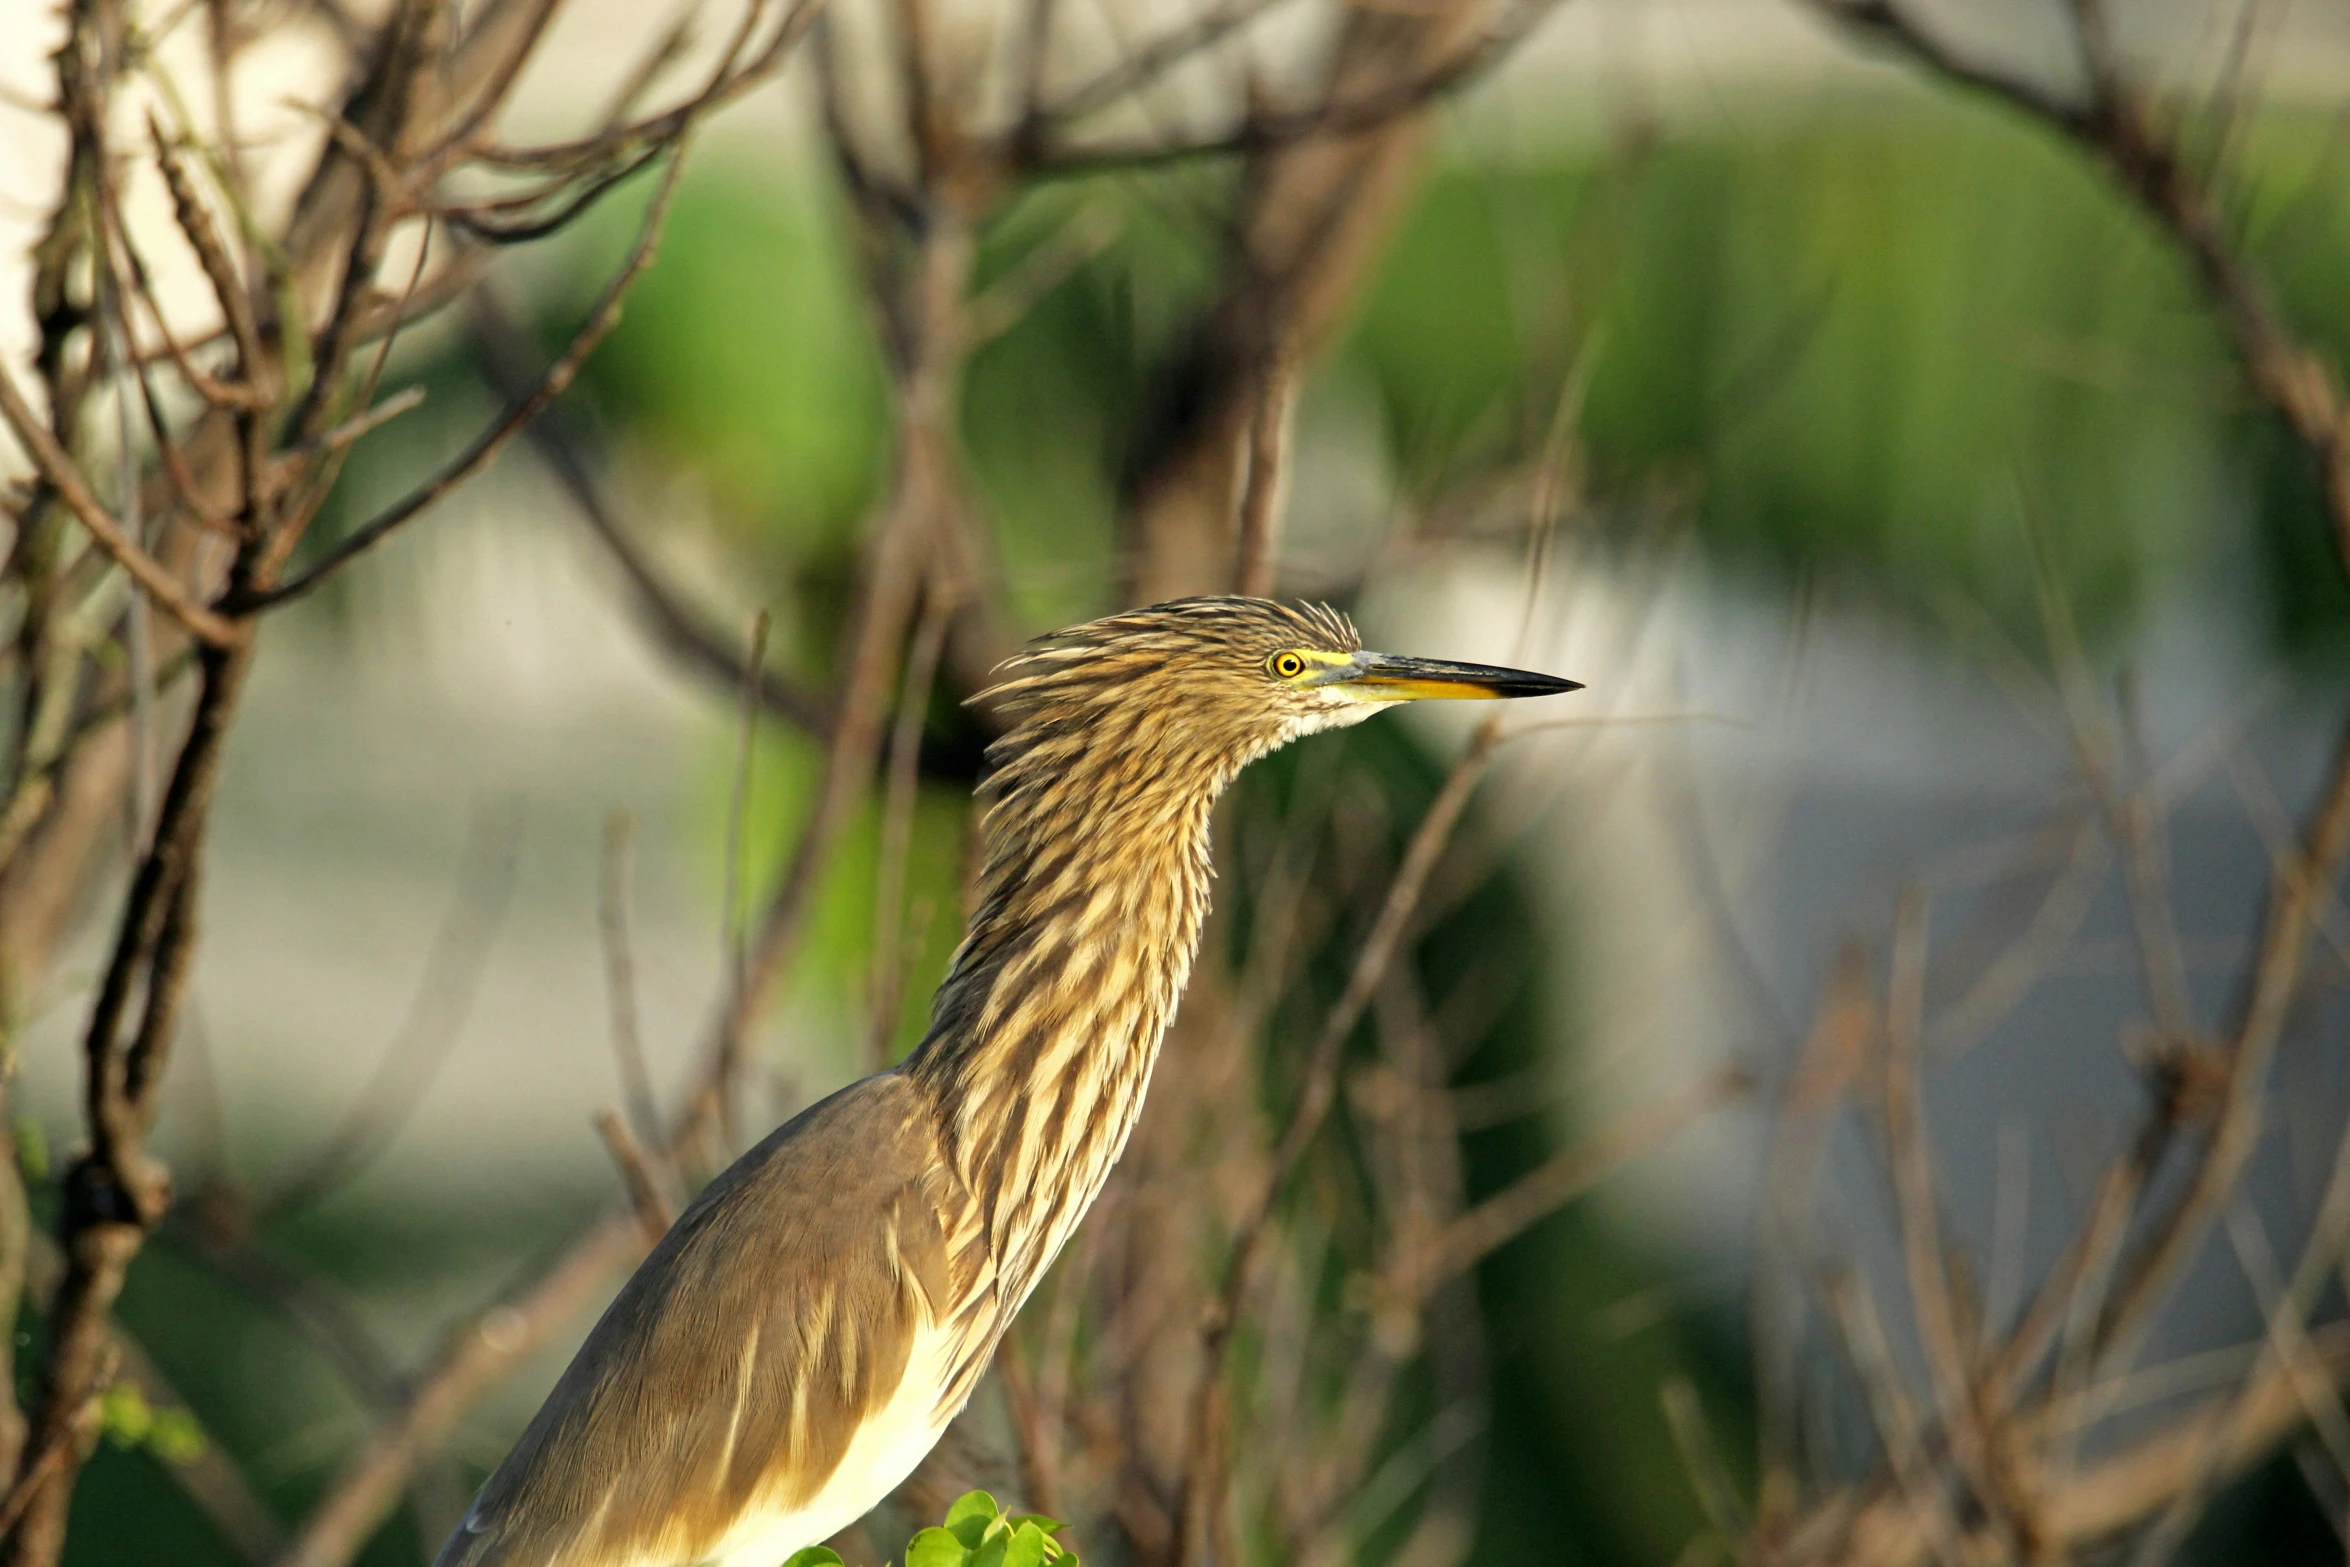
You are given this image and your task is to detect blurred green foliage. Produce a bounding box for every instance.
[312,95,2350,665]
[546,101,2350,666]
[1348,101,2350,655]
[590,176,892,554]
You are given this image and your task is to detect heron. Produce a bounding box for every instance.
[437,596,1578,1567]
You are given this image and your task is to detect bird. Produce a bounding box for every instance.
[436,596,1578,1567]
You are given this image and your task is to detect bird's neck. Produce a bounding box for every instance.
[904,733,1240,1303]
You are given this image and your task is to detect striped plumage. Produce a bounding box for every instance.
[436,598,1575,1567]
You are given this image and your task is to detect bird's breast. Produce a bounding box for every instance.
[699,1320,966,1567]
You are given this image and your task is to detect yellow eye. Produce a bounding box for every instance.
[1269,651,1307,680]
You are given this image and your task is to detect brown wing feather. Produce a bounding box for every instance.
[437,1074,961,1567]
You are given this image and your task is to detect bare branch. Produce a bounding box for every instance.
[234,145,692,611]
[0,363,242,648]
[1230,353,1297,598]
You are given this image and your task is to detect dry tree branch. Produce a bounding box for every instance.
[1032,0,1567,175]
[695,198,976,1134]
[1814,1323,2350,1567]
[1408,1065,1748,1295]
[1924,811,2108,1058]
[1763,700,2350,1567]
[596,1110,679,1244]
[2092,719,2350,1369]
[1174,712,1507,1566]
[866,589,957,1071]
[274,1213,648,1567]
[1876,889,2027,1557]
[261,802,525,1218]
[276,617,920,1567]
[0,364,241,648]
[467,301,869,755]
[12,1230,284,1563]
[232,145,692,611]
[2012,473,2203,1058]
[9,624,259,1563]
[1817,1267,1970,1567]
[469,0,819,175]
[1754,947,1874,1526]
[1771,29,2350,1552]
[718,606,775,1138]
[1230,353,1297,599]
[601,812,664,1147]
[1030,0,1298,131]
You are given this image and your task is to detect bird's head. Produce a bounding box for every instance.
[977,598,1581,802]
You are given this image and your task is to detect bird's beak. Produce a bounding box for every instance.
[1326,652,1583,702]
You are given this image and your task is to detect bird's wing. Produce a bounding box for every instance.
[437,1074,980,1567]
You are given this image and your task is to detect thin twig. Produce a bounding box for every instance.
[1412,1066,1747,1293]
[1230,354,1296,598]
[601,812,662,1146]
[233,144,693,611]
[0,360,240,648]
[866,589,954,1070]
[263,802,525,1217]
[2094,720,2350,1368]
[595,1109,677,1244]
[273,1214,648,1567]
[1175,714,1506,1566]
[717,607,773,1140]
[468,299,869,754]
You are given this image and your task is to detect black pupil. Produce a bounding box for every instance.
[1278,655,1299,675]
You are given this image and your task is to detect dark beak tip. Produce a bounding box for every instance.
[1357,654,1582,700]
[1494,671,1581,698]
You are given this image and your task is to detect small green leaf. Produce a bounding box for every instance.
[147,1407,207,1464]
[781,1550,845,1567]
[14,1117,45,1182]
[904,1526,969,1567]
[99,1385,152,1447]
[970,1534,1008,1567]
[944,1491,1000,1549]
[1005,1516,1075,1561]
[1003,1521,1049,1567]
[1005,1515,1067,1536]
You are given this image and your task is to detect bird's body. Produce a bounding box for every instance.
[439,599,1575,1567]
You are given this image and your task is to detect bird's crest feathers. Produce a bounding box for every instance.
[973,597,1359,768]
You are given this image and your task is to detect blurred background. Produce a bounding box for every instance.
[3,0,2350,1563]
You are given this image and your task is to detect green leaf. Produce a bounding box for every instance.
[1004,1515,1075,1561]
[944,1491,1000,1550]
[904,1527,969,1567]
[781,1550,845,1567]
[1003,1521,1049,1567]
[1005,1515,1067,1537]
[147,1408,207,1464]
[99,1385,153,1447]
[970,1534,1008,1567]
